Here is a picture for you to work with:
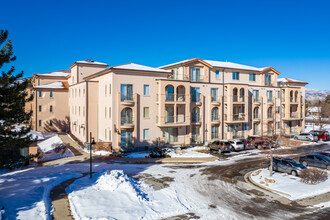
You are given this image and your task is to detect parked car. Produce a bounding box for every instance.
[247,136,269,149]
[270,158,307,176]
[239,139,252,150]
[208,139,231,154]
[293,133,316,141]
[300,154,330,170]
[309,130,330,141]
[318,151,330,158]
[229,139,244,151]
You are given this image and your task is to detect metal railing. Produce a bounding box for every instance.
[211,95,220,103]
[233,95,244,102]
[176,94,185,102]
[121,95,133,102]
[165,94,175,102]
[253,114,259,120]
[290,112,299,118]
[267,98,273,103]
[121,117,133,126]
[233,114,245,121]
[253,96,260,103]
[290,97,298,103]
[211,115,220,122]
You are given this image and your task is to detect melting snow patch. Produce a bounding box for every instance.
[67,170,190,220]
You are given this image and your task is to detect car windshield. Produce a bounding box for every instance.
[287,159,301,167]
[237,142,243,145]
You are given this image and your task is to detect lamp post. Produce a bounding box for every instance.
[89,132,96,179]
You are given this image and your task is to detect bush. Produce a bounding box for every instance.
[300,168,328,185]
[148,148,171,158]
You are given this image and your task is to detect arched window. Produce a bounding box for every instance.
[267,107,273,119]
[192,107,200,123]
[290,90,293,102]
[239,88,245,102]
[211,107,219,122]
[165,85,174,101]
[177,85,185,101]
[295,91,298,102]
[253,107,259,119]
[233,88,238,102]
[121,108,133,125]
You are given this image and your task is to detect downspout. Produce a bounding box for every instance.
[35,89,38,130]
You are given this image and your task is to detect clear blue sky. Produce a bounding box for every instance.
[2,0,330,89]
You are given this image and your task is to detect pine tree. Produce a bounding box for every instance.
[0,30,33,165]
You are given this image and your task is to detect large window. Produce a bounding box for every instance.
[267,90,273,102]
[50,91,53,97]
[191,107,200,123]
[50,105,53,112]
[143,129,149,140]
[268,107,273,119]
[211,88,219,102]
[39,105,42,112]
[249,73,256,81]
[121,108,133,125]
[232,72,240,80]
[215,70,220,79]
[191,87,200,103]
[39,91,42,97]
[163,127,178,144]
[192,126,200,143]
[144,85,149,96]
[211,126,219,139]
[121,130,133,148]
[165,85,174,101]
[191,67,201,82]
[211,107,219,122]
[253,107,259,119]
[120,84,133,101]
[265,74,272,86]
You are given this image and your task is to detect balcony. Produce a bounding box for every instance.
[253,96,260,104]
[121,95,134,105]
[233,95,244,102]
[267,98,273,104]
[253,115,260,121]
[290,112,299,119]
[211,95,220,104]
[290,97,298,103]
[165,94,175,102]
[191,94,201,104]
[233,113,245,121]
[163,115,186,125]
[120,117,134,129]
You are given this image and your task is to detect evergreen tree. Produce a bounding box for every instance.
[0,30,33,164]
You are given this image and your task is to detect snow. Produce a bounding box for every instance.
[37,71,70,77]
[76,60,108,66]
[29,130,45,141]
[113,63,171,73]
[67,170,190,220]
[250,168,330,200]
[277,77,307,83]
[34,82,65,89]
[82,148,111,156]
[37,135,74,161]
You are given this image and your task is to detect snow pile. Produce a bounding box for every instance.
[38,135,74,161]
[250,169,330,200]
[166,147,212,158]
[82,148,111,156]
[67,170,190,220]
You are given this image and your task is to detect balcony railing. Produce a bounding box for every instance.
[121,117,133,126]
[165,94,175,102]
[290,112,299,118]
[233,95,244,102]
[290,97,298,103]
[121,95,133,102]
[191,114,200,123]
[267,98,273,103]
[191,134,200,143]
[267,113,273,119]
[253,114,259,120]
[233,113,245,121]
[176,94,185,102]
[165,116,175,124]
[176,115,185,124]
[164,115,186,124]
[211,116,220,122]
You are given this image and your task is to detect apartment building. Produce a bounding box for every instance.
[68,58,307,152]
[30,70,70,132]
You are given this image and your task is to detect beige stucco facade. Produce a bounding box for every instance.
[66,58,307,152]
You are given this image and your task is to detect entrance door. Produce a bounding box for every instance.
[121,130,133,148]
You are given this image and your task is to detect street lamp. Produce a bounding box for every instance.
[89,132,96,179]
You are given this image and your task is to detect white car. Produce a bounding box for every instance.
[229,139,244,151]
[293,133,316,141]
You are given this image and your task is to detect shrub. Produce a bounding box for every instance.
[52,143,69,154]
[148,148,171,158]
[300,168,328,185]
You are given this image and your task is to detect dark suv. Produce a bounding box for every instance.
[208,140,231,154]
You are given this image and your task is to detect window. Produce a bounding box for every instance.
[79,89,81,97]
[143,129,149,140]
[109,107,111,119]
[276,91,280,98]
[50,120,53,126]
[39,120,42,127]
[268,107,273,119]
[232,72,240,80]
[109,130,111,141]
[105,129,107,140]
[191,87,200,103]
[105,107,107,118]
[50,90,53,97]
[191,107,200,123]
[121,108,133,125]
[173,68,180,80]
[79,107,80,115]
[39,91,42,97]
[50,105,53,112]
[267,90,273,102]
[265,74,272,86]
[211,107,219,122]
[253,107,259,119]
[144,85,149,95]
[191,67,201,82]
[215,70,220,79]
[120,84,133,101]
[83,107,85,116]
[211,126,219,139]
[211,88,219,102]
[243,123,249,130]
[249,73,256,81]
[143,107,149,118]
[109,84,111,95]
[105,85,107,95]
[39,105,42,112]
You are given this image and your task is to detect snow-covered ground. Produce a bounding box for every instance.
[123,146,212,158]
[82,148,111,156]
[305,123,330,132]
[250,168,330,200]
[38,135,74,161]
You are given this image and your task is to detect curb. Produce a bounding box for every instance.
[245,171,291,198]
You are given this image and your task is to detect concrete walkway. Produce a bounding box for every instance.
[50,173,88,220]
[58,134,88,156]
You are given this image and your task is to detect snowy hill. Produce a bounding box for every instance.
[305,89,330,101]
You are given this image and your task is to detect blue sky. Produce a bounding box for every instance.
[2,0,330,89]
